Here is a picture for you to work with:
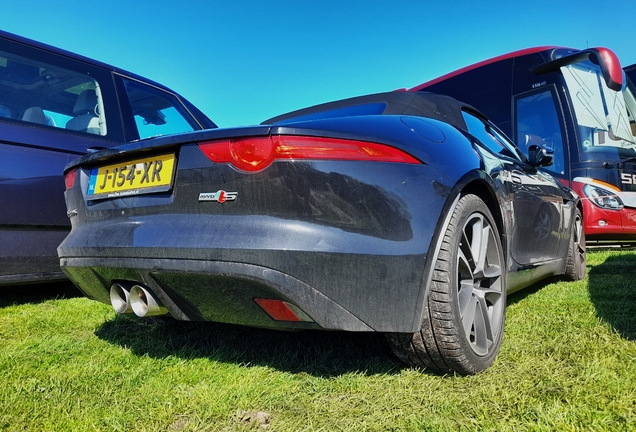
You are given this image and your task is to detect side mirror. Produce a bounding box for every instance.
[528,144,554,167]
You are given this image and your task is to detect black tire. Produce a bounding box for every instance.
[386,194,506,375]
[564,206,586,281]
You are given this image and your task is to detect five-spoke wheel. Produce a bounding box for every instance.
[387,194,506,375]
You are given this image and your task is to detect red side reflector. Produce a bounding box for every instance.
[198,135,421,172]
[64,169,77,190]
[254,298,312,322]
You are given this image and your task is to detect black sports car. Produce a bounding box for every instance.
[58,91,586,375]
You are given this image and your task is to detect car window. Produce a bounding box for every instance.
[461,110,522,161]
[122,78,198,140]
[0,49,107,135]
[515,88,566,175]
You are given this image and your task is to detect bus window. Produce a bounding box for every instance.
[561,61,636,153]
[515,89,566,175]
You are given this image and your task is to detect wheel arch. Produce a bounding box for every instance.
[389,180,508,373]
[410,174,507,332]
[460,179,508,257]
[576,200,585,224]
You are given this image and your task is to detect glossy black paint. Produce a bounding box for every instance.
[0,30,215,285]
[59,92,580,332]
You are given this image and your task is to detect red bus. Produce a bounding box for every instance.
[411,47,636,242]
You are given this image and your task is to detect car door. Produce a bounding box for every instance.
[501,159,566,264]
[0,34,123,282]
[462,111,568,266]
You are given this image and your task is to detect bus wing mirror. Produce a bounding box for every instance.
[528,144,554,167]
[532,47,624,91]
[589,48,623,91]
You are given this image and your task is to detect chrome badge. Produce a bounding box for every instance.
[199,190,238,203]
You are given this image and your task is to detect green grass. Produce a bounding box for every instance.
[1,250,636,431]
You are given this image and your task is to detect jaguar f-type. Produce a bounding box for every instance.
[58,91,586,374]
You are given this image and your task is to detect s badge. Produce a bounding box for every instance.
[199,190,238,203]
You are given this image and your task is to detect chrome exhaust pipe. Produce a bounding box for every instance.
[130,284,168,317]
[110,283,133,314]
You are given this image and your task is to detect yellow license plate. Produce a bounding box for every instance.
[87,153,176,199]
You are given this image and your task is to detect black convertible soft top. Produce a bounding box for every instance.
[263,91,479,131]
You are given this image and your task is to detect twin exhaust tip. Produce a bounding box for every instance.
[110,283,169,317]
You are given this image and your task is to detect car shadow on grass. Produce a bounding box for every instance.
[95,315,406,377]
[92,279,567,377]
[505,271,570,308]
[0,281,81,308]
[587,251,636,340]
[505,280,549,307]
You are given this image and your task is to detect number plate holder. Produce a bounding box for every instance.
[87,153,176,199]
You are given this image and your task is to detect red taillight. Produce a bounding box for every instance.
[198,135,421,172]
[254,298,313,322]
[64,169,77,190]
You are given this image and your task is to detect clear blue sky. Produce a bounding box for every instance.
[2,1,635,127]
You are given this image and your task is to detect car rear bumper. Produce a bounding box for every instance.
[58,212,435,332]
[60,247,427,332]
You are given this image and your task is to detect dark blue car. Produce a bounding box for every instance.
[0,30,215,285]
[58,91,586,374]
